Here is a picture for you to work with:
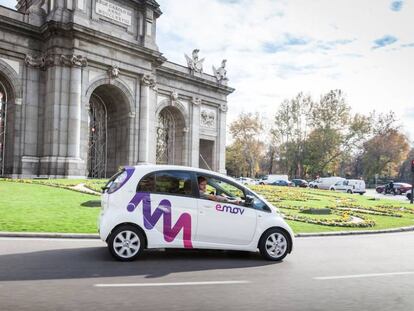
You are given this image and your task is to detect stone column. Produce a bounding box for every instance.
[66,61,83,158]
[190,97,201,167]
[138,74,156,163]
[39,54,87,177]
[63,55,87,177]
[22,55,42,176]
[218,102,228,174]
[181,127,189,166]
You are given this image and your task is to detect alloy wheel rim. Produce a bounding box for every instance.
[113,230,140,258]
[265,233,287,259]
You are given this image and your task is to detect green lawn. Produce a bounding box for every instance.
[250,185,414,233]
[0,181,100,233]
[1,180,414,234]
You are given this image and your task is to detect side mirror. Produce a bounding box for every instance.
[245,195,254,207]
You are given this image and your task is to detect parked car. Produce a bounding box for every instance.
[291,179,308,188]
[376,182,412,195]
[309,177,345,190]
[270,180,293,187]
[330,179,366,195]
[236,177,257,185]
[100,165,294,261]
[259,174,289,185]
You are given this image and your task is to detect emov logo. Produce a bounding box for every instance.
[216,204,245,215]
[127,192,193,248]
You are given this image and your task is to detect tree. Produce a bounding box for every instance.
[227,112,264,177]
[398,148,414,182]
[361,129,409,180]
[271,92,313,177]
[271,90,370,178]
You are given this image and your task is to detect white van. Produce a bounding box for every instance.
[330,179,366,195]
[99,165,294,261]
[309,177,345,190]
[259,174,289,185]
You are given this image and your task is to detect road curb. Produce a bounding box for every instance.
[295,225,414,237]
[0,232,100,239]
[1,226,414,239]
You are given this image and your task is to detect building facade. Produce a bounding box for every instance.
[0,0,234,178]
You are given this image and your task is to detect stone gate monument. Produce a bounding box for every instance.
[0,0,234,178]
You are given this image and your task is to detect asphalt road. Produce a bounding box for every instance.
[365,189,411,202]
[0,233,414,311]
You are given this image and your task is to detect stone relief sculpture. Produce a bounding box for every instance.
[108,65,119,79]
[60,55,88,67]
[141,74,157,90]
[200,108,216,128]
[25,54,45,69]
[27,0,46,16]
[185,49,204,74]
[170,90,179,102]
[220,102,228,112]
[191,97,201,106]
[212,59,228,84]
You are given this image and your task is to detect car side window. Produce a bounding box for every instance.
[154,171,194,196]
[137,173,155,192]
[137,171,194,197]
[197,174,245,205]
[246,191,271,212]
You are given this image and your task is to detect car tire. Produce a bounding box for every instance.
[396,190,401,195]
[259,228,291,261]
[347,190,353,194]
[314,186,318,189]
[107,225,145,261]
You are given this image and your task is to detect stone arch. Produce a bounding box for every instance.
[85,77,135,114]
[82,78,135,177]
[156,98,189,129]
[0,59,22,102]
[0,59,22,176]
[156,102,188,165]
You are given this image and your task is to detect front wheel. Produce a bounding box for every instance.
[259,228,291,261]
[347,189,353,194]
[107,225,144,261]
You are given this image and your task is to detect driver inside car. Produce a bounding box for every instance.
[197,176,243,205]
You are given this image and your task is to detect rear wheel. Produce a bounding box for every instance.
[108,225,144,261]
[259,228,291,261]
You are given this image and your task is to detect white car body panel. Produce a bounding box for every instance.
[311,177,345,190]
[331,179,366,194]
[99,165,294,254]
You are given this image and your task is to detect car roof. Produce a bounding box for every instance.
[129,164,236,182]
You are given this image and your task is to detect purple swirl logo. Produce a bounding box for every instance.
[127,192,193,248]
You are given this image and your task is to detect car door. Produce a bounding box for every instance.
[195,174,257,246]
[335,181,346,192]
[136,170,198,249]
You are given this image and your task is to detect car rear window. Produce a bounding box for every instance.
[137,171,194,196]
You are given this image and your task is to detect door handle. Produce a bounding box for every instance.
[202,205,213,208]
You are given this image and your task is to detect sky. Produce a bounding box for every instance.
[2,0,414,142]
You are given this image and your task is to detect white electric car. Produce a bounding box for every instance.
[99,165,294,261]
